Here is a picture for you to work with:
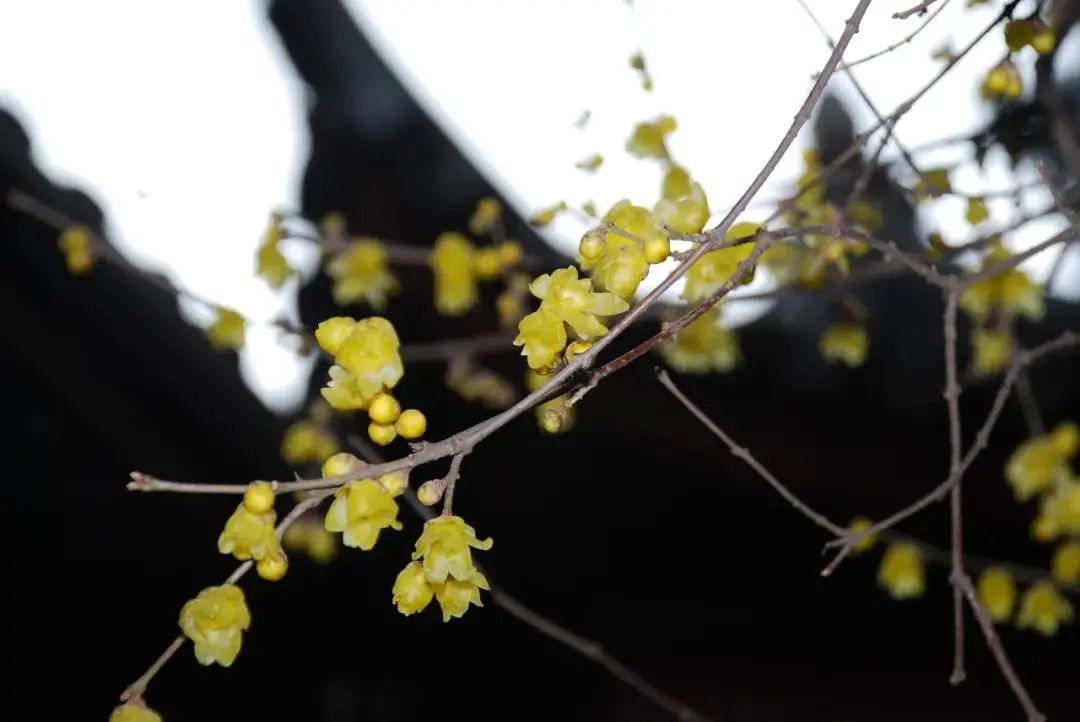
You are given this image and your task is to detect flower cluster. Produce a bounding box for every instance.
[581,201,664,297]
[178,584,251,667]
[326,237,399,309]
[218,481,288,581]
[393,515,493,622]
[658,308,739,375]
[513,266,627,373]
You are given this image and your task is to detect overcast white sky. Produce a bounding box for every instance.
[1,0,1076,412]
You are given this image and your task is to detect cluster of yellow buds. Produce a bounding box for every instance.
[878,542,925,599]
[580,201,664,297]
[321,453,406,550]
[819,322,869,368]
[218,481,288,581]
[626,114,677,159]
[513,266,627,373]
[255,212,296,289]
[392,515,493,621]
[429,230,523,315]
[178,583,251,666]
[658,308,739,375]
[1003,18,1055,55]
[314,316,426,445]
[58,224,95,275]
[205,306,246,351]
[326,237,399,309]
[654,166,710,235]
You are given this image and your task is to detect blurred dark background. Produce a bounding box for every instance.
[2,1,1079,720]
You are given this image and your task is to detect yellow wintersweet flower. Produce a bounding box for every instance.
[819,323,869,367]
[1052,541,1080,585]
[1005,421,1078,500]
[1016,581,1074,636]
[412,515,493,585]
[324,479,403,550]
[1037,479,1080,537]
[281,420,338,465]
[218,503,279,562]
[326,239,398,309]
[178,584,251,667]
[654,166,710,234]
[392,560,435,616]
[581,200,663,298]
[320,365,373,411]
[626,114,677,159]
[433,571,491,622]
[110,703,162,722]
[682,222,761,302]
[206,307,246,351]
[847,516,878,555]
[878,542,925,600]
[528,266,628,341]
[960,244,1044,322]
[658,308,739,374]
[468,197,502,235]
[513,307,568,373]
[255,215,295,289]
[981,60,1023,100]
[976,567,1016,622]
[430,232,478,316]
[313,316,357,355]
[972,327,1012,376]
[58,224,95,275]
[472,246,503,281]
[329,317,405,399]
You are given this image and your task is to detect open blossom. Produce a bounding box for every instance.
[392,560,435,615]
[324,479,403,550]
[326,238,398,309]
[513,307,567,373]
[315,317,404,409]
[976,567,1016,622]
[877,542,925,600]
[528,266,627,341]
[433,571,491,622]
[179,584,251,667]
[658,308,739,374]
[1016,581,1074,636]
[1005,421,1078,500]
[430,232,478,316]
[217,503,279,561]
[819,323,869,367]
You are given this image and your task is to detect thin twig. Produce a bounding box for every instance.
[347,435,712,721]
[440,451,470,516]
[942,292,966,685]
[842,0,952,71]
[823,330,1080,573]
[894,0,942,20]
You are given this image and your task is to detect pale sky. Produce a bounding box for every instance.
[1,0,1076,411]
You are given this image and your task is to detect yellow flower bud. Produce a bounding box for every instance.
[878,542,925,600]
[58,224,96,275]
[847,516,877,555]
[579,231,606,261]
[368,422,398,446]
[396,409,428,439]
[378,471,409,497]
[417,479,446,506]
[368,392,401,425]
[644,237,671,264]
[243,481,276,515]
[257,550,289,582]
[322,452,364,478]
